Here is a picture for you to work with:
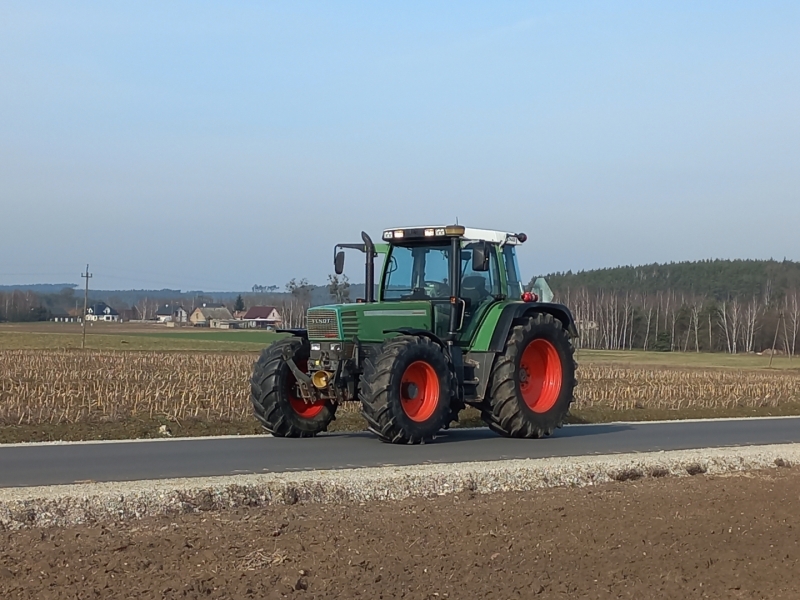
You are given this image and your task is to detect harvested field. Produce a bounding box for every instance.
[2,350,800,429]
[0,350,252,424]
[576,363,800,410]
[1,467,798,599]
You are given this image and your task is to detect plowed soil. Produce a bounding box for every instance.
[2,468,799,599]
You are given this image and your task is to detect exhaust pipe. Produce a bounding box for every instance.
[361,231,375,303]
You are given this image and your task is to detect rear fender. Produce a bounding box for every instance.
[382,327,447,350]
[487,303,578,353]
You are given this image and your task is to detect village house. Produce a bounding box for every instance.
[156,304,188,324]
[85,302,120,322]
[189,304,234,327]
[240,306,282,329]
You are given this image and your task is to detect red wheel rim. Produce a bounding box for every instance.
[400,361,440,422]
[519,339,562,413]
[287,359,326,418]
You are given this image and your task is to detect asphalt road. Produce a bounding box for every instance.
[2,417,799,488]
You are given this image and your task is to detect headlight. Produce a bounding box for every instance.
[311,343,321,351]
[330,343,342,351]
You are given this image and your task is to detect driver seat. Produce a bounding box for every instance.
[462,276,489,309]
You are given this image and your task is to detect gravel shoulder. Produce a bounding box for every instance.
[2,443,799,530]
[2,466,799,599]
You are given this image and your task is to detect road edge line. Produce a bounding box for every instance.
[2,415,799,448]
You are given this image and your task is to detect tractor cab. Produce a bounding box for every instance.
[333,225,529,345]
[375,225,527,343]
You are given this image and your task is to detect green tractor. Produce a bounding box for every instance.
[250,225,578,444]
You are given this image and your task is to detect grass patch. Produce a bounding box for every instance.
[576,349,800,371]
[129,330,287,343]
[0,331,272,352]
[566,403,800,423]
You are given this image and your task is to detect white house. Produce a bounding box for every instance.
[85,302,120,322]
[156,304,188,323]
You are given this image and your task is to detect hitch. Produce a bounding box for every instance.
[281,345,316,402]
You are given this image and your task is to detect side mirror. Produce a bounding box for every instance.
[334,251,345,275]
[471,242,490,272]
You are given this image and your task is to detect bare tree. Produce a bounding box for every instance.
[642,294,654,351]
[282,278,313,328]
[743,295,761,353]
[718,298,742,354]
[786,289,799,358]
[621,292,632,350]
[328,274,351,304]
[667,291,678,351]
[690,297,704,353]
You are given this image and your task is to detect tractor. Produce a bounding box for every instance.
[250,225,578,444]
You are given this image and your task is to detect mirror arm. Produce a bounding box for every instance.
[335,243,367,253]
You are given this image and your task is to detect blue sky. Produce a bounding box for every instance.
[1,1,798,291]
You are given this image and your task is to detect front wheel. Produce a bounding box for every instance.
[250,337,336,437]
[481,313,576,438]
[359,335,453,444]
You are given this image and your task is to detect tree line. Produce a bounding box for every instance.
[556,287,800,356]
[0,290,53,322]
[541,259,800,299]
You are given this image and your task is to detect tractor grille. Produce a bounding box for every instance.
[341,310,359,341]
[306,309,339,339]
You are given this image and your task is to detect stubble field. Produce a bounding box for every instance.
[1,323,799,442]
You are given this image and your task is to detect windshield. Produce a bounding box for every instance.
[383,244,452,300]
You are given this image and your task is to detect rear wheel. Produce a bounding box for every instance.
[250,337,336,437]
[360,335,453,444]
[481,313,576,438]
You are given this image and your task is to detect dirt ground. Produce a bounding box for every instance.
[1,468,799,599]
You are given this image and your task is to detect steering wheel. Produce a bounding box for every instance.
[423,280,450,297]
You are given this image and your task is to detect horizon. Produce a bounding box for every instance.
[2,2,799,291]
[3,255,798,294]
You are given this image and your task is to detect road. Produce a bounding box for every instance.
[1,417,799,488]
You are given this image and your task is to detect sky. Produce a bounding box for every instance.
[1,1,798,292]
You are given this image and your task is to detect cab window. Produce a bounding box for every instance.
[503,245,523,298]
[460,242,500,307]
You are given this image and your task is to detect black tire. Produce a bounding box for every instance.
[359,335,453,444]
[481,313,576,438]
[250,337,336,437]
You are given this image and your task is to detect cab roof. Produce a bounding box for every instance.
[382,225,526,245]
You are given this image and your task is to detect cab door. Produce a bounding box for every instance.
[457,242,502,344]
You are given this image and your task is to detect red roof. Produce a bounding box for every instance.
[243,306,279,320]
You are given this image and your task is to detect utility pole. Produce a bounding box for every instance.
[81,264,92,349]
